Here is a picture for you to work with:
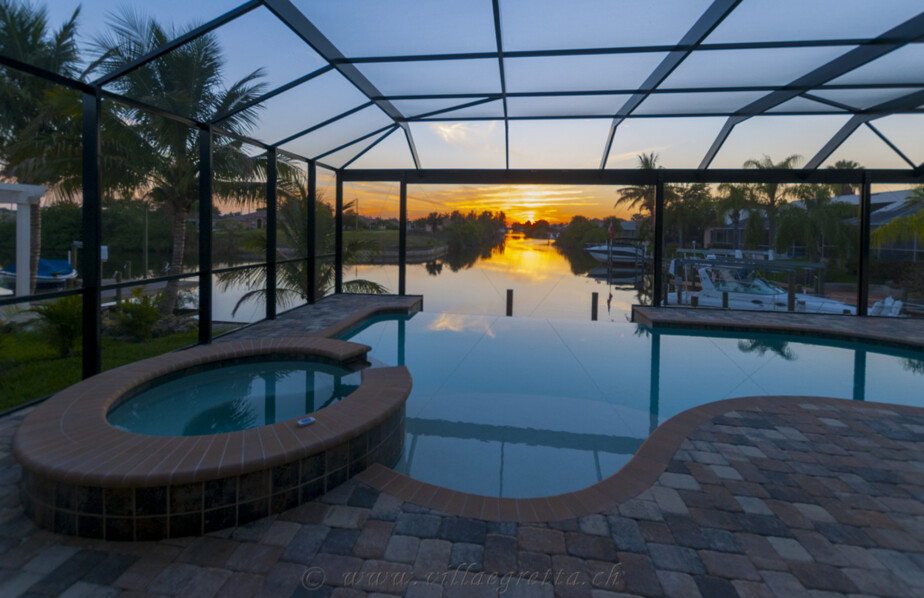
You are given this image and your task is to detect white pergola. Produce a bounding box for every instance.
[0,182,47,297]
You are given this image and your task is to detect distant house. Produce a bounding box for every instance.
[841,189,922,260]
[216,210,268,229]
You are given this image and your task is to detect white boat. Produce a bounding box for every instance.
[668,265,858,315]
[585,244,647,264]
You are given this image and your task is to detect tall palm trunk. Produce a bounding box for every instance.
[160,206,188,314]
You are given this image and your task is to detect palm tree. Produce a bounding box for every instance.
[713,183,755,250]
[220,182,387,315]
[614,153,671,215]
[0,0,79,293]
[776,184,855,263]
[92,8,268,313]
[743,154,802,249]
[826,159,863,196]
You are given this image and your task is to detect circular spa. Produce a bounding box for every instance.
[12,338,411,541]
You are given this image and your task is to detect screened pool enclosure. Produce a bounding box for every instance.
[0,0,922,394]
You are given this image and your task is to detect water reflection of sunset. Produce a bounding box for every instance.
[476,235,573,283]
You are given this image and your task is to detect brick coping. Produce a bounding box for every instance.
[12,336,412,489]
[357,395,924,523]
[632,305,924,352]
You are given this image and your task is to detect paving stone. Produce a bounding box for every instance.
[735,496,774,515]
[311,553,365,588]
[384,535,420,564]
[347,485,380,509]
[448,543,484,572]
[26,549,109,595]
[792,503,836,523]
[788,562,858,594]
[639,521,673,544]
[82,552,139,586]
[113,557,172,591]
[58,581,121,598]
[647,543,706,575]
[760,570,813,598]
[226,543,284,574]
[791,530,849,566]
[578,515,609,536]
[693,575,739,598]
[842,567,916,597]
[663,515,707,549]
[698,550,760,581]
[179,537,239,568]
[218,572,265,598]
[585,560,626,592]
[518,527,566,555]
[487,521,518,537]
[413,539,452,580]
[564,532,617,561]
[650,486,689,515]
[352,560,413,594]
[483,534,517,574]
[261,520,302,547]
[394,513,442,538]
[656,570,702,598]
[735,533,787,571]
[22,545,81,574]
[616,500,663,522]
[232,515,278,543]
[0,570,44,597]
[322,529,361,556]
[437,517,486,544]
[701,528,741,553]
[766,536,813,563]
[518,551,552,575]
[711,465,744,481]
[281,524,331,565]
[322,506,370,529]
[406,582,443,598]
[731,579,775,598]
[353,520,395,559]
[659,473,702,491]
[868,548,924,589]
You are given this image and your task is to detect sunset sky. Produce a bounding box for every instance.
[43,0,923,223]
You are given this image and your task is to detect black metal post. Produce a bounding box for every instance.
[306,160,316,304]
[857,172,871,316]
[591,292,598,320]
[506,289,513,316]
[81,92,102,378]
[652,177,665,306]
[266,149,278,319]
[787,272,796,312]
[398,318,406,367]
[649,331,661,435]
[399,177,407,295]
[335,171,343,293]
[853,348,866,402]
[198,127,213,344]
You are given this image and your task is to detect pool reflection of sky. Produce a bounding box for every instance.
[347,311,924,498]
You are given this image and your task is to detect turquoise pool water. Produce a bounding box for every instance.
[107,361,361,436]
[343,312,924,498]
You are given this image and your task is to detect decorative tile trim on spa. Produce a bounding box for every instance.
[12,337,412,540]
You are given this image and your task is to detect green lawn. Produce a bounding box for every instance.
[0,330,202,412]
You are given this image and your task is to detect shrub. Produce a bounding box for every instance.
[115,288,161,341]
[30,295,82,357]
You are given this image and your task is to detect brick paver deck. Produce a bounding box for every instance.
[2,297,923,597]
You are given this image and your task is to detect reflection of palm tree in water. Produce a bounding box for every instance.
[737,338,796,361]
[903,358,924,375]
[425,261,443,276]
[182,373,261,435]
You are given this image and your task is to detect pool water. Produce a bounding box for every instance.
[107,361,361,436]
[344,312,924,498]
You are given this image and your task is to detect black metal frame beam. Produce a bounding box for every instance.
[406,110,924,122]
[198,127,213,344]
[699,12,924,169]
[858,173,872,316]
[652,177,665,306]
[338,38,924,64]
[804,89,924,170]
[340,168,921,185]
[399,176,408,295]
[211,64,334,124]
[341,126,399,169]
[490,0,510,169]
[600,0,741,168]
[334,171,343,293]
[273,102,373,147]
[865,122,918,169]
[266,148,278,319]
[262,0,421,168]
[81,92,102,378]
[92,0,262,87]
[306,160,317,303]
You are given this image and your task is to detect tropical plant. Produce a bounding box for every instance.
[614,153,679,215]
[30,294,81,357]
[826,159,863,196]
[743,154,802,248]
[871,186,924,252]
[775,184,856,263]
[91,8,269,314]
[713,183,755,250]
[114,287,161,341]
[666,182,711,250]
[0,0,80,293]
[220,185,387,316]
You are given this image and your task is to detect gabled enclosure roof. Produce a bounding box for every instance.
[15,0,924,172]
